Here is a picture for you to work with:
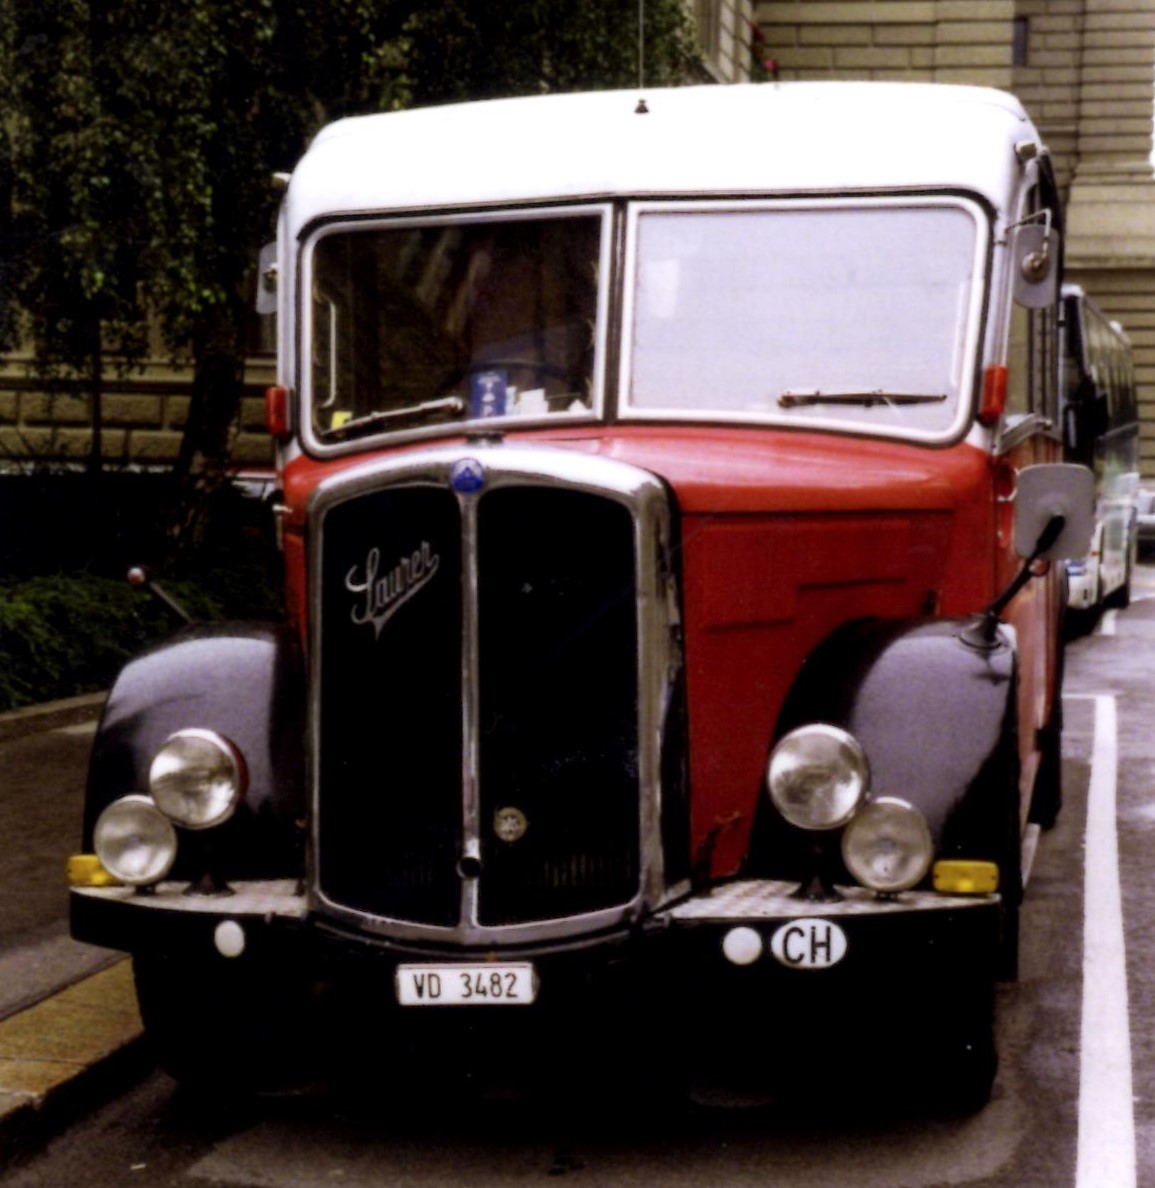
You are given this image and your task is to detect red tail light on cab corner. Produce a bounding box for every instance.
[265,385,291,441]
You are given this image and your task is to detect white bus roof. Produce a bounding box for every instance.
[285,82,1039,232]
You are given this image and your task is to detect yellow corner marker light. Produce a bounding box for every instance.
[841,797,933,894]
[933,860,999,895]
[93,794,178,887]
[767,723,870,831]
[149,728,247,830]
[67,853,121,887]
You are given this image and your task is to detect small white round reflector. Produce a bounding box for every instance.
[722,926,764,966]
[149,728,247,830]
[841,797,934,893]
[93,795,177,887]
[767,724,870,831]
[214,920,246,959]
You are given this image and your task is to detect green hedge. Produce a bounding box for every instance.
[0,568,280,711]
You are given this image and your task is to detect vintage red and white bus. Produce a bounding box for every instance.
[72,83,1092,1108]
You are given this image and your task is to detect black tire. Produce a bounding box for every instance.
[1033,597,1066,830]
[133,952,316,1093]
[997,801,1022,982]
[1105,526,1136,610]
[869,983,997,1115]
[933,984,998,1114]
[1106,571,1132,610]
[1030,721,1063,831]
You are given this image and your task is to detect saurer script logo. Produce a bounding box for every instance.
[345,543,440,639]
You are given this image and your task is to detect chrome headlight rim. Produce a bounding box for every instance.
[766,723,870,832]
[148,727,247,831]
[840,795,934,894]
[93,793,178,887]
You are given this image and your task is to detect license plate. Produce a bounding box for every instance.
[395,962,537,1006]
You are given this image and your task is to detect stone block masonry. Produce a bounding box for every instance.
[0,356,275,471]
[756,0,1015,85]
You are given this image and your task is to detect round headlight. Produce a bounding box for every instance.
[93,795,177,886]
[766,724,869,831]
[841,797,933,893]
[149,728,247,830]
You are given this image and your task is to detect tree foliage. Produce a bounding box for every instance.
[401,0,697,105]
[1,0,697,548]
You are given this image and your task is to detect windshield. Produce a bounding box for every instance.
[306,211,606,442]
[624,201,984,438]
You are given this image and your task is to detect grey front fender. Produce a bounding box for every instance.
[753,617,1020,875]
[83,622,306,879]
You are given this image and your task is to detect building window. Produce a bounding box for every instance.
[696,0,721,62]
[1013,17,1029,68]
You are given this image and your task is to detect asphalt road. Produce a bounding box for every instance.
[2,568,1154,1186]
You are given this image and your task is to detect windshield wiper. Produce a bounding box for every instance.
[324,396,465,437]
[778,389,948,408]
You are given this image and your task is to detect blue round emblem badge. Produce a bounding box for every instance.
[450,457,486,494]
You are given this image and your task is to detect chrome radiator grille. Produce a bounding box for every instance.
[311,449,675,943]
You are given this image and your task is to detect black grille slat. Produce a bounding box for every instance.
[317,487,463,927]
[476,488,639,926]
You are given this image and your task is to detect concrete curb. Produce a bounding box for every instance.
[0,692,106,743]
[0,960,146,1167]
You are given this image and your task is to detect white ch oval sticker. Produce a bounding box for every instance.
[769,918,848,970]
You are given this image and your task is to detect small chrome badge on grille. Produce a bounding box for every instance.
[345,542,440,639]
[450,457,486,494]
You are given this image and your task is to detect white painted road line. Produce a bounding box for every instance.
[1073,694,1136,1188]
[1098,609,1118,636]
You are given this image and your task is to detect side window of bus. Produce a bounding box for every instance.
[1006,302,1032,418]
[1007,185,1059,429]
[1002,301,1055,422]
[1035,302,1058,424]
[1006,284,1058,424]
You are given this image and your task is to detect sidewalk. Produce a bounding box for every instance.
[0,694,147,1165]
[0,691,107,743]
[0,961,144,1159]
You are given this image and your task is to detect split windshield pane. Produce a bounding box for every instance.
[309,212,604,440]
[627,203,981,436]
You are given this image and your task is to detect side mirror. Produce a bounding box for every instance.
[255,242,278,316]
[1014,463,1094,561]
[1012,221,1059,309]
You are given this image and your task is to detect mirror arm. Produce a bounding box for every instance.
[127,566,195,625]
[959,514,1065,650]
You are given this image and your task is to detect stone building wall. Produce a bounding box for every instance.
[1045,1,1155,479]
[756,1,1014,87]
[695,0,757,81]
[0,357,276,472]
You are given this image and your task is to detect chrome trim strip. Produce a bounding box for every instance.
[996,411,1057,456]
[307,442,681,947]
[72,880,307,918]
[663,879,997,920]
[459,486,482,928]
